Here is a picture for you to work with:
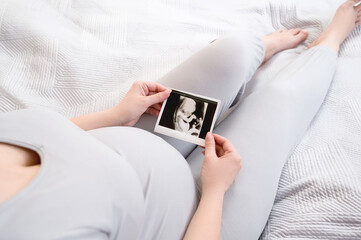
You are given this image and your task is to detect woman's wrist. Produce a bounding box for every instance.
[201,187,225,202]
[109,104,127,126]
[71,107,124,131]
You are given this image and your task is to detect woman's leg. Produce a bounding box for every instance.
[188,45,338,240]
[187,1,361,239]
[135,30,307,158]
[135,34,265,158]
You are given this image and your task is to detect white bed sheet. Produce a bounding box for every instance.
[0,0,360,238]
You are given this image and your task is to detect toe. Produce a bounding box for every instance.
[299,30,308,39]
[294,30,308,43]
[307,40,316,49]
[290,28,302,35]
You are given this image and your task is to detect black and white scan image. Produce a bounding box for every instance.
[155,89,220,146]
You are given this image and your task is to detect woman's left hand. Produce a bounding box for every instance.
[112,81,171,127]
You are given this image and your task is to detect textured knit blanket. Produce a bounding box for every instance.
[1,0,360,239]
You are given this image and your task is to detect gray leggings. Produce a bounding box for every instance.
[90,34,337,240]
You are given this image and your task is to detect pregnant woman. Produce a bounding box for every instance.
[0,1,360,239]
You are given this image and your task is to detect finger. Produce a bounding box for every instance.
[146,89,171,106]
[150,103,162,111]
[148,91,164,96]
[144,81,169,93]
[145,108,160,116]
[357,15,361,23]
[215,145,225,156]
[213,134,237,153]
[204,132,217,158]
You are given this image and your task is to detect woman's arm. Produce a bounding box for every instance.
[70,108,120,131]
[183,189,224,240]
[184,133,242,240]
[71,81,170,131]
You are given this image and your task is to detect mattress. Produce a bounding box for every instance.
[0,0,360,239]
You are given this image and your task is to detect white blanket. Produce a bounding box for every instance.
[1,0,360,238]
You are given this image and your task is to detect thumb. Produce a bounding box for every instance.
[204,132,217,158]
[147,89,171,106]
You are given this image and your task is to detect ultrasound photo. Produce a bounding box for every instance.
[155,89,220,146]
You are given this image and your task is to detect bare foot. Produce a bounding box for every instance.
[262,28,308,63]
[308,0,361,52]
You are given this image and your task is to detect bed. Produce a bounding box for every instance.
[1,0,360,239]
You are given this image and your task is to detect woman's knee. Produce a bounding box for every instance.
[210,34,263,69]
[210,36,249,69]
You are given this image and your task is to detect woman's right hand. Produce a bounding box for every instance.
[201,133,242,195]
[184,133,241,240]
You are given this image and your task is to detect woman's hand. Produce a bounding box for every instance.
[112,81,171,127]
[70,81,170,131]
[183,133,241,240]
[201,133,242,195]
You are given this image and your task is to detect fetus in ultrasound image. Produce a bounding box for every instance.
[172,96,207,137]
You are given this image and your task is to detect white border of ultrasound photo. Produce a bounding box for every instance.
[154,88,221,147]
